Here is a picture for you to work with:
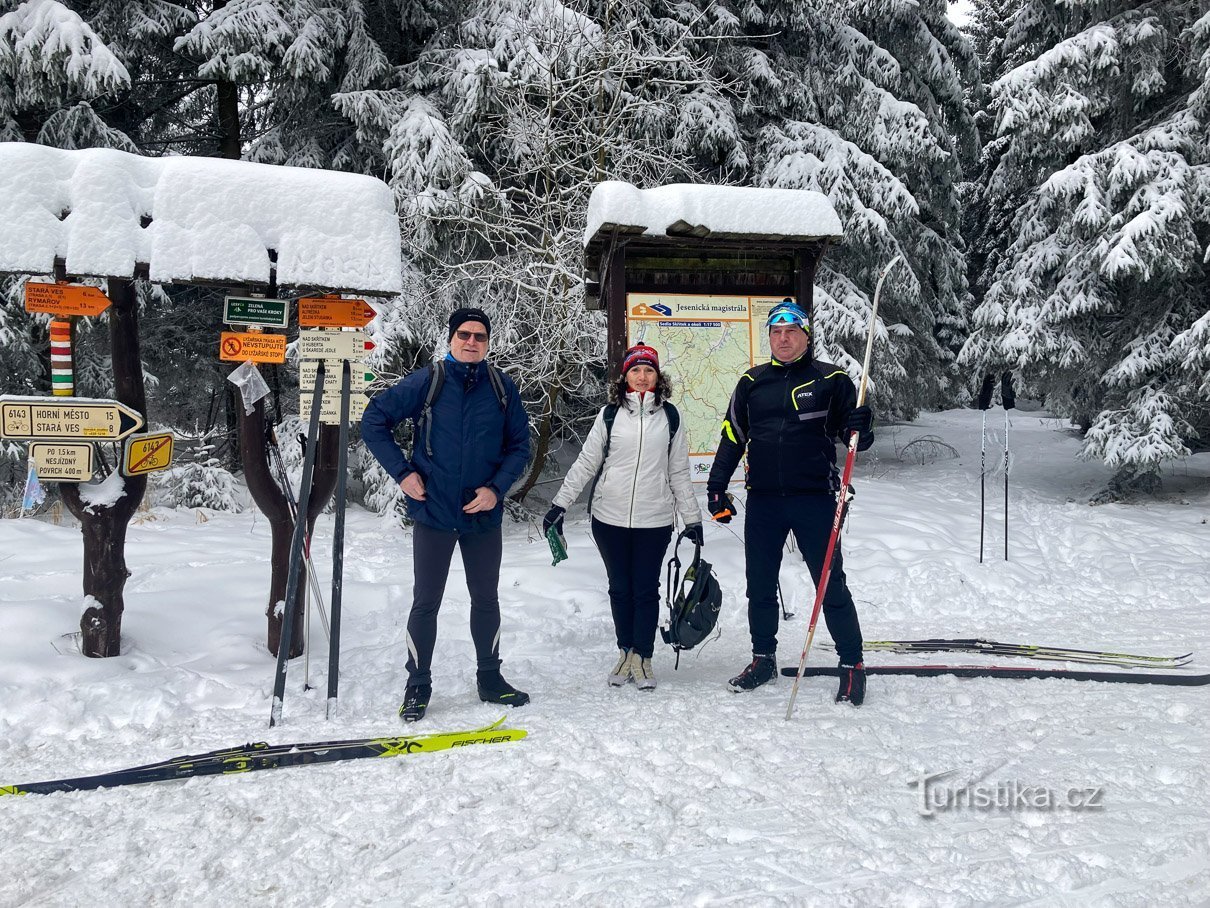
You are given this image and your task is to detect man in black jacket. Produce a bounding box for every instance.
[706,300,873,704]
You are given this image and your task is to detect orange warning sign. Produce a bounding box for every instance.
[298,295,376,328]
[24,282,112,317]
[219,331,287,364]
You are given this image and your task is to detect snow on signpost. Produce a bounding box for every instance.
[583,180,844,246]
[0,143,402,295]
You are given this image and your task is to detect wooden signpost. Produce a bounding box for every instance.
[298,296,375,329]
[23,282,112,317]
[300,360,373,394]
[29,442,94,481]
[0,396,144,442]
[297,329,374,360]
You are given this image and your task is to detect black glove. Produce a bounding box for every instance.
[681,523,704,546]
[1000,371,1016,410]
[976,374,995,410]
[845,405,874,452]
[707,491,736,523]
[542,505,565,535]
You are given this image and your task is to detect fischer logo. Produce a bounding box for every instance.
[451,734,515,747]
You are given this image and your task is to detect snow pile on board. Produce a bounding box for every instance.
[0,143,402,293]
[583,180,844,245]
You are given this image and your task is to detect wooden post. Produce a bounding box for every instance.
[605,242,627,377]
[59,278,148,657]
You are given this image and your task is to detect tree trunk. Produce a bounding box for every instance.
[242,398,340,658]
[513,378,561,503]
[60,279,148,657]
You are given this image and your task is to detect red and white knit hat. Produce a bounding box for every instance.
[621,343,660,375]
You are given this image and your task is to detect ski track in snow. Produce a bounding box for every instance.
[1,410,1208,905]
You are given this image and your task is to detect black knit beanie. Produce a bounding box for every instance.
[448,307,492,339]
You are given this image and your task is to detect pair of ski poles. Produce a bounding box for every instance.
[977,372,1015,563]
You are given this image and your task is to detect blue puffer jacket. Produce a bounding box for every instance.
[361,357,530,533]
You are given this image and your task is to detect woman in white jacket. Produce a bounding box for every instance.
[543,344,702,690]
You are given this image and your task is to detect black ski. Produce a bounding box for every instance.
[857,637,1192,668]
[781,664,1210,686]
[1,718,525,797]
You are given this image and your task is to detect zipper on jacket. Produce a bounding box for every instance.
[628,399,646,526]
[778,368,791,492]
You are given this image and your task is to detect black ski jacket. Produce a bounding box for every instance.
[707,356,863,495]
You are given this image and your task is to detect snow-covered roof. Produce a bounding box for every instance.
[583,181,843,247]
[0,144,402,294]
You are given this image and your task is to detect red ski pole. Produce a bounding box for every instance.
[786,253,904,720]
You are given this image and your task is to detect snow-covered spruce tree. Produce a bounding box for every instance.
[0,0,133,146]
[721,0,980,416]
[962,1,1210,489]
[174,0,435,171]
[336,0,734,500]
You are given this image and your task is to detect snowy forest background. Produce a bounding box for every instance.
[0,0,1207,513]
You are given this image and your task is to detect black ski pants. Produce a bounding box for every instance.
[405,522,503,686]
[744,492,863,664]
[591,518,673,659]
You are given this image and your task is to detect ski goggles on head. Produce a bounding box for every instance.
[766,302,810,331]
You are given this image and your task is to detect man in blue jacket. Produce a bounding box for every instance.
[362,308,531,722]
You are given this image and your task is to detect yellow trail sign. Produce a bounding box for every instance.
[123,431,174,476]
[0,396,144,442]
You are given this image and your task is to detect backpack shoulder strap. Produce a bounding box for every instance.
[663,402,680,455]
[586,403,619,515]
[419,361,445,457]
[485,363,508,410]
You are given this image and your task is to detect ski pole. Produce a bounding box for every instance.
[1000,371,1016,561]
[976,374,995,563]
[270,363,325,727]
[327,360,351,720]
[787,253,903,720]
[267,427,331,640]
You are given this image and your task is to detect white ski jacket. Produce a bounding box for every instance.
[553,392,701,529]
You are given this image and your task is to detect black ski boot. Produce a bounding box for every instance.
[398,684,432,723]
[835,662,866,706]
[728,654,777,692]
[477,670,530,707]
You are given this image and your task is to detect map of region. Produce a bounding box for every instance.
[628,319,751,463]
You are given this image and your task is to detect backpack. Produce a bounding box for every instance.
[661,533,723,667]
[416,359,508,457]
[585,400,680,515]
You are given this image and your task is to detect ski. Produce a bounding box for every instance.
[0,717,524,797]
[781,664,1210,686]
[857,638,1193,668]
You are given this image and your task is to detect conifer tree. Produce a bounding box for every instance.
[962,1,1210,488]
[722,0,980,414]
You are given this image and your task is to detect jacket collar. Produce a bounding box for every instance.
[624,390,659,413]
[444,354,486,379]
[770,352,813,371]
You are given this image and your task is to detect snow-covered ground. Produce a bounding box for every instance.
[2,409,1208,905]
